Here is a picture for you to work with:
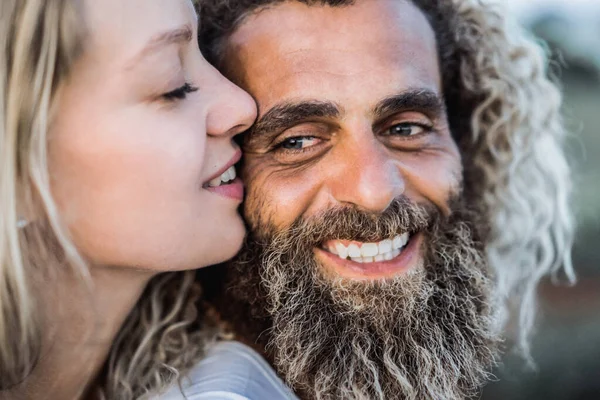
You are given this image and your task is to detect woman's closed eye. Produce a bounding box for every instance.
[162,82,198,101]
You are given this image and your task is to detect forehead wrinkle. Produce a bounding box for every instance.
[225,1,438,68]
[228,0,437,58]
[262,48,414,83]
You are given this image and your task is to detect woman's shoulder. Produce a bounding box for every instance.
[152,341,298,400]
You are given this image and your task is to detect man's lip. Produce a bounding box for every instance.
[202,149,242,186]
[315,232,423,280]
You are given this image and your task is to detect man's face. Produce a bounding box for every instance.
[224,0,462,281]
[216,1,497,398]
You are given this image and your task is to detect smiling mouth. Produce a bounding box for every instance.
[321,232,412,264]
[316,232,421,279]
[203,165,238,188]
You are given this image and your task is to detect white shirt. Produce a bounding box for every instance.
[154,341,298,400]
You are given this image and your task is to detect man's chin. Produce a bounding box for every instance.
[315,231,425,281]
[210,196,499,399]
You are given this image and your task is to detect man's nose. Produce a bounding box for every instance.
[328,135,405,213]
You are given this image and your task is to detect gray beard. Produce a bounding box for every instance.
[211,197,500,400]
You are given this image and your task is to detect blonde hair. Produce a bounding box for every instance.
[1,0,209,397]
[199,0,575,358]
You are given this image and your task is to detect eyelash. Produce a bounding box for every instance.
[162,83,199,101]
[273,136,321,154]
[269,120,433,157]
[385,121,434,137]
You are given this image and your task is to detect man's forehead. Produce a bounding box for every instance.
[228,0,434,51]
[223,0,441,111]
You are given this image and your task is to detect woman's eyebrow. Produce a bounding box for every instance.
[126,24,193,70]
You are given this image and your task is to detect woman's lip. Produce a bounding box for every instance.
[204,177,244,202]
[314,232,423,280]
[203,149,242,186]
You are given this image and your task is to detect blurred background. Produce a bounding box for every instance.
[482,1,600,399]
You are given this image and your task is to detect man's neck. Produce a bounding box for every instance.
[8,265,153,400]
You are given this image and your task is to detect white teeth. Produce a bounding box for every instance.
[378,239,392,254]
[221,166,235,183]
[208,176,222,187]
[335,242,349,259]
[324,233,412,264]
[400,232,409,246]
[328,244,339,255]
[392,233,409,249]
[360,243,379,257]
[347,244,361,258]
[392,235,403,250]
[208,166,237,187]
[347,249,400,264]
[227,166,236,181]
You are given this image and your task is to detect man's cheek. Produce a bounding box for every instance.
[243,168,316,233]
[243,170,288,232]
[401,152,462,216]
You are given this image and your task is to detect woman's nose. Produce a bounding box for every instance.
[205,68,257,138]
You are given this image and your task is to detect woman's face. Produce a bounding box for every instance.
[48,0,257,270]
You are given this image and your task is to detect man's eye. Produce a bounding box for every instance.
[162,83,198,101]
[387,123,430,137]
[277,136,320,150]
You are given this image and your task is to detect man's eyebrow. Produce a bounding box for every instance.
[248,100,342,146]
[126,25,194,69]
[372,89,446,120]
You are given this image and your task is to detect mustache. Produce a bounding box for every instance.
[255,196,438,250]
